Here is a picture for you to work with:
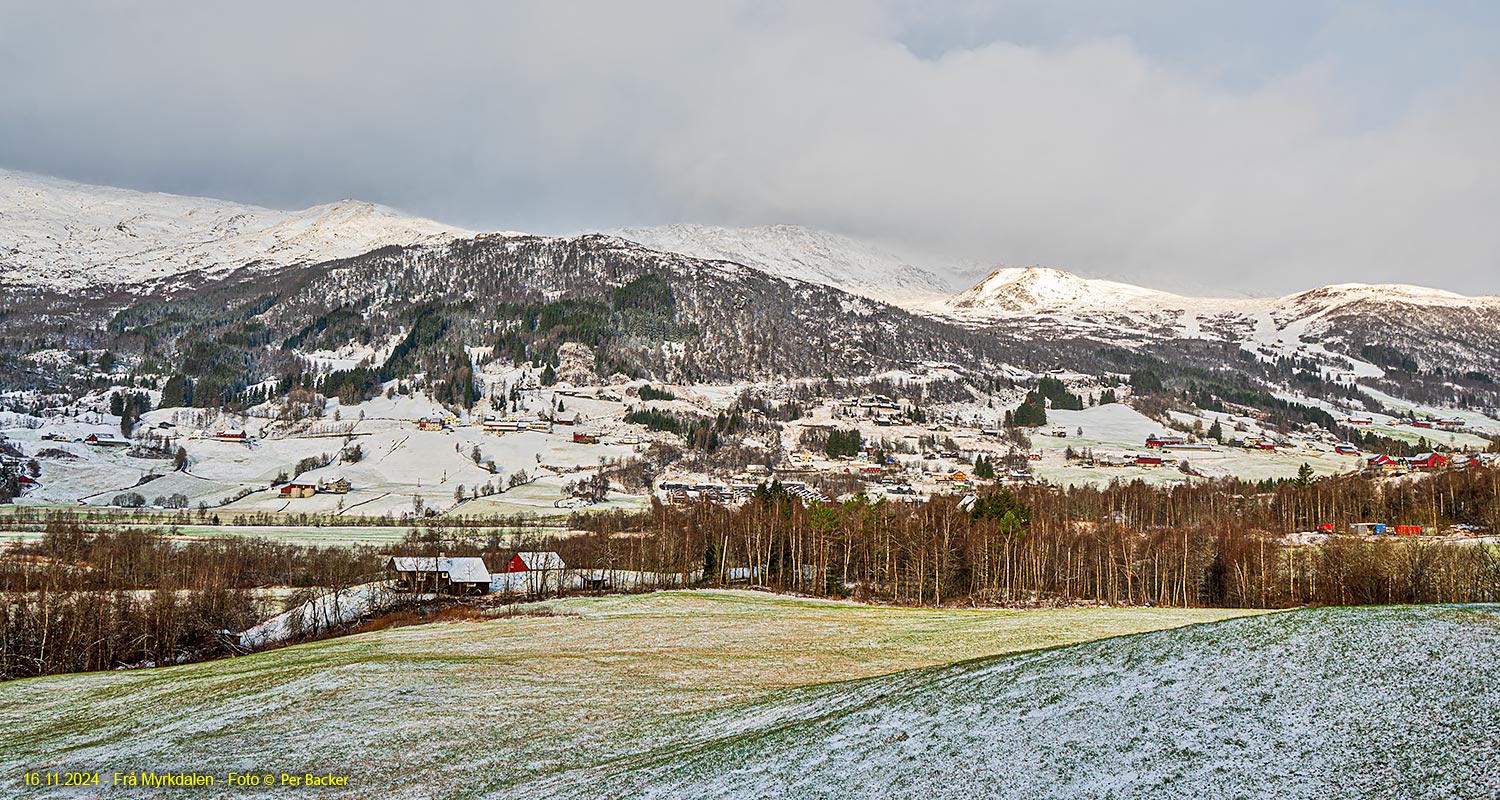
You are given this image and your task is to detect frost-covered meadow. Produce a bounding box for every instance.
[2,591,1253,798]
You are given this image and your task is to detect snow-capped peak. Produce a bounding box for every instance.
[944,266,1177,312]
[604,223,962,306]
[0,167,480,289]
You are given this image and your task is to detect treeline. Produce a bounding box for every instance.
[548,469,1500,609]
[0,522,385,680]
[623,407,746,453]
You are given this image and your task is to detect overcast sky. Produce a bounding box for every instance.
[2,1,1497,295]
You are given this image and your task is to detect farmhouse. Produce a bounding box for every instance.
[84,433,130,447]
[1406,452,1449,471]
[484,415,551,434]
[386,556,491,595]
[416,417,446,432]
[1162,442,1215,452]
[319,476,351,494]
[1365,454,1404,476]
[279,483,317,498]
[214,429,248,442]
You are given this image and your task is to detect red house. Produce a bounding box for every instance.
[1406,453,1448,471]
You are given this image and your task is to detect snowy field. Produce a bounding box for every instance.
[0,591,1254,799]
[3,388,653,519]
[536,604,1500,800]
[1028,404,1362,487]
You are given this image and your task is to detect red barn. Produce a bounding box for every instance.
[504,551,567,573]
[1406,453,1448,471]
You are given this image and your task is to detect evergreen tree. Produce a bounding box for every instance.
[1013,392,1047,427]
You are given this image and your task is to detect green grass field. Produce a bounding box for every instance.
[1,591,1257,798]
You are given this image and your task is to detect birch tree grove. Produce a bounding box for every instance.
[561,469,1500,609]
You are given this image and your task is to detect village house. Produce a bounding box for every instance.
[416,417,446,432]
[84,432,131,447]
[386,556,491,595]
[1364,454,1404,476]
[319,476,351,494]
[1406,452,1449,471]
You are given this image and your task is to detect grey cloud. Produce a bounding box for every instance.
[0,0,1496,295]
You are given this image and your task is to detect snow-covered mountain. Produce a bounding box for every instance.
[943,266,1176,312]
[0,168,476,289]
[934,266,1500,377]
[607,223,960,306]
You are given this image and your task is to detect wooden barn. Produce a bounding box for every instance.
[500,551,568,594]
[1406,452,1449,471]
[504,551,566,574]
[279,483,317,498]
[386,556,491,595]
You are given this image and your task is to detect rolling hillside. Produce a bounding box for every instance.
[534,604,1500,800]
[1,591,1254,799]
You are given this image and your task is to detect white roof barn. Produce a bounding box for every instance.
[386,556,491,584]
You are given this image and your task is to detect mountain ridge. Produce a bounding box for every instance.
[0,167,477,289]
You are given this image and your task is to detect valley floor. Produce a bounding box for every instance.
[4,593,1495,799]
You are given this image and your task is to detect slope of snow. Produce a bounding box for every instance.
[933,265,1500,376]
[944,265,1177,311]
[535,605,1500,799]
[938,266,1500,325]
[607,223,958,306]
[238,582,396,650]
[0,168,477,288]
